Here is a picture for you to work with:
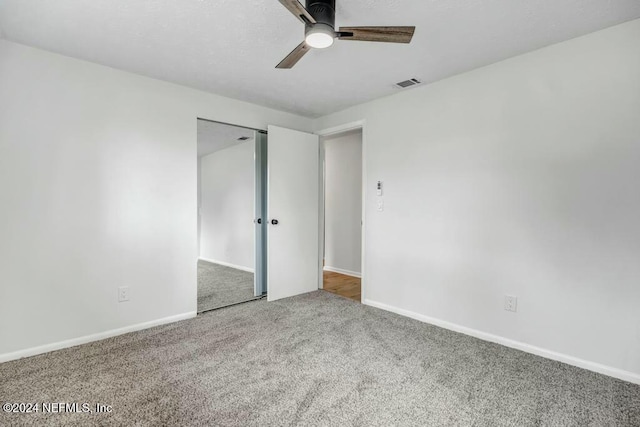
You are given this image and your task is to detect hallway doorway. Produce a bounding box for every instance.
[320,128,363,303]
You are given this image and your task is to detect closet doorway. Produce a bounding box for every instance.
[197,119,266,312]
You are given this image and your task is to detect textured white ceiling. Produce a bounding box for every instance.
[197,120,254,158]
[1,1,639,117]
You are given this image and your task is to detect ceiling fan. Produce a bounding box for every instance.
[276,0,415,69]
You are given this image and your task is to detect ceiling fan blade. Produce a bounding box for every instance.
[276,41,311,69]
[337,26,415,43]
[277,0,316,24]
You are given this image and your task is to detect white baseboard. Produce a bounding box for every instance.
[199,257,254,273]
[0,311,197,364]
[323,265,361,278]
[363,299,640,385]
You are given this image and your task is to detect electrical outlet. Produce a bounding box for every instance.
[504,295,517,312]
[118,286,130,302]
[377,200,384,212]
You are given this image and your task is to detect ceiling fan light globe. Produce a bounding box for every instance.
[305,25,335,49]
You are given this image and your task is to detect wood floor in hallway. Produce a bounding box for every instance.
[322,270,361,302]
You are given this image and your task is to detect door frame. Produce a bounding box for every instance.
[315,120,366,302]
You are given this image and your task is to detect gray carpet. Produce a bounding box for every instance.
[1,291,639,426]
[198,260,259,312]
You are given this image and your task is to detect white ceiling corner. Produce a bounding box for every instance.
[1,1,639,118]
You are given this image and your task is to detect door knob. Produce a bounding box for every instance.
[255,218,262,224]
[271,219,279,225]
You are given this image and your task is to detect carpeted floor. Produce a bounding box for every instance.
[198,260,259,312]
[1,291,639,426]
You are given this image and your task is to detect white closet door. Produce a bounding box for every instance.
[267,125,319,301]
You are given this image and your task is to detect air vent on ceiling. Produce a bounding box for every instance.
[237,136,250,141]
[395,78,422,89]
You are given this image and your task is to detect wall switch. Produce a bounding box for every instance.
[504,295,517,312]
[118,286,130,302]
[377,200,384,212]
[376,181,383,196]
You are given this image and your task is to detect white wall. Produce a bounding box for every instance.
[0,39,312,359]
[199,141,255,270]
[323,131,362,276]
[314,19,640,382]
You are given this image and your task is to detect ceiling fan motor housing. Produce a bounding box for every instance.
[305,0,336,34]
